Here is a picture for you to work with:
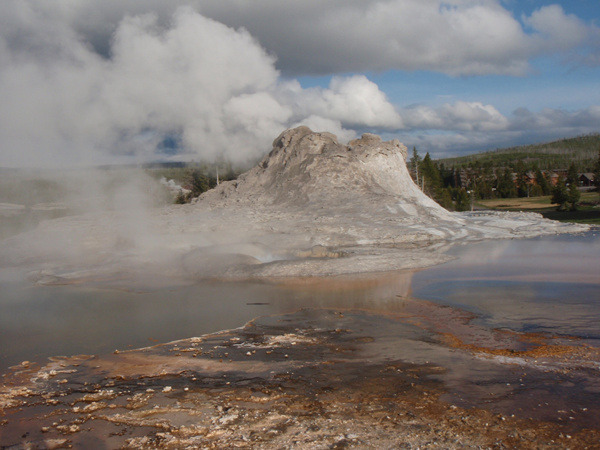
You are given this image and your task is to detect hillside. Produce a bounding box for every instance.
[437,134,600,171]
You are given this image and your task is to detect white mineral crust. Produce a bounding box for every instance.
[0,127,588,282]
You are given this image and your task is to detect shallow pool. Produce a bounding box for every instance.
[411,230,600,339]
[1,230,599,372]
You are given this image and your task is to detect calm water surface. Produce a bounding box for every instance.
[1,231,599,372]
[411,230,600,339]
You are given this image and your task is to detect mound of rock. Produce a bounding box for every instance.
[0,127,588,282]
[198,127,457,222]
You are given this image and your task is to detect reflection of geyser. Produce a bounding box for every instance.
[181,243,288,278]
[277,270,416,311]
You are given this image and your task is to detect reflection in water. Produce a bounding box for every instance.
[1,231,599,372]
[0,270,415,371]
[415,280,600,338]
[414,231,600,285]
[412,231,600,339]
[1,232,600,442]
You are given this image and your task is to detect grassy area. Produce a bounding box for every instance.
[477,191,600,224]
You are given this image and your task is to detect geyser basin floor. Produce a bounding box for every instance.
[2,232,600,448]
[1,307,599,448]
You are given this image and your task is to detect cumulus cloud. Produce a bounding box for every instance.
[524,5,590,52]
[0,3,401,167]
[0,1,598,167]
[395,104,600,157]
[12,0,599,76]
[510,106,600,131]
[288,76,403,129]
[161,0,598,76]
[400,102,509,132]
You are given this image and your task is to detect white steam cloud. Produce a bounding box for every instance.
[0,4,398,168]
[1,1,598,166]
[37,1,600,76]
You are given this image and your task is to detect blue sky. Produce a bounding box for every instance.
[1,0,599,167]
[510,0,599,21]
[292,0,600,155]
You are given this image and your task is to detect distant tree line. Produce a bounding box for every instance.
[174,165,239,204]
[145,162,240,204]
[436,133,600,172]
[410,147,600,212]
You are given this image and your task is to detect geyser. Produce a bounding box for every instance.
[0,127,587,284]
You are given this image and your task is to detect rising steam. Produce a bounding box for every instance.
[0,4,401,169]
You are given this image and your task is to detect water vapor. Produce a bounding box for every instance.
[1,1,598,165]
[0,4,400,168]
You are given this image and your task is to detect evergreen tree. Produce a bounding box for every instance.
[410,147,421,184]
[513,160,529,197]
[190,169,210,197]
[454,168,464,190]
[438,188,454,210]
[551,177,568,211]
[174,189,188,204]
[529,184,544,197]
[534,167,550,195]
[480,162,495,197]
[439,163,454,188]
[593,150,600,197]
[566,162,578,186]
[420,152,442,197]
[497,168,517,198]
[567,182,581,211]
[477,181,494,199]
[455,188,471,211]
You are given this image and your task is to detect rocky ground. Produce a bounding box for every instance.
[2,302,600,449]
[0,128,595,448]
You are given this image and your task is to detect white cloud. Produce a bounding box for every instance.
[12,0,598,76]
[397,104,600,157]
[0,1,598,167]
[291,76,403,129]
[170,0,596,76]
[510,106,600,131]
[203,0,528,76]
[397,100,599,142]
[524,5,590,52]
[0,4,383,167]
[400,102,509,131]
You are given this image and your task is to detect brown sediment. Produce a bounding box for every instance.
[5,359,583,449]
[441,331,600,360]
[380,296,600,367]
[2,307,600,448]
